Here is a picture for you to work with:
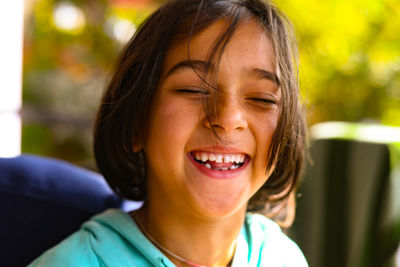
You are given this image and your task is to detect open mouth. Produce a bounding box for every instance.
[190,151,248,171]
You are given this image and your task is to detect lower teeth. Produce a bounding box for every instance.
[203,163,239,171]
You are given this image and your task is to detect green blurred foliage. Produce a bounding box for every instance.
[23,0,154,167]
[276,0,400,126]
[22,0,400,167]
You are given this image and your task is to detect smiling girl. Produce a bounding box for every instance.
[30,0,307,266]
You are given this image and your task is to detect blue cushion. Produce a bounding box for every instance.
[0,154,123,267]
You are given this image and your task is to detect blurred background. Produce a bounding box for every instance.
[17,0,155,168]
[0,0,399,266]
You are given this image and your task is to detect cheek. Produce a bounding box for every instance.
[265,109,279,146]
[145,98,201,154]
[253,111,279,173]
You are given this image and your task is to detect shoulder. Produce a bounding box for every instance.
[28,209,128,267]
[29,209,169,267]
[28,228,101,267]
[245,213,308,267]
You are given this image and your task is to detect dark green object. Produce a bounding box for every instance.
[290,122,400,267]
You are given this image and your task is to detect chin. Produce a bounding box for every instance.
[190,191,248,219]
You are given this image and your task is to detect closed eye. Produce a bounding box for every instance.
[247,97,277,105]
[176,88,210,95]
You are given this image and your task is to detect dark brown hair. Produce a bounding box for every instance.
[94,0,306,226]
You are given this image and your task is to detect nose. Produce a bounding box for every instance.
[204,94,248,132]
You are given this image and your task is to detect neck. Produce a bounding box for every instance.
[131,201,246,267]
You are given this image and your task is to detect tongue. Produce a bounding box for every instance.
[207,160,235,169]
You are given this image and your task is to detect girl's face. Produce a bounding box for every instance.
[142,19,280,219]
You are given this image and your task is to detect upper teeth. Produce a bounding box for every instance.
[194,152,245,164]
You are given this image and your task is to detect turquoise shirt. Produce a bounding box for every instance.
[29,209,308,266]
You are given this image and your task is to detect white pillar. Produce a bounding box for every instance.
[0,0,24,157]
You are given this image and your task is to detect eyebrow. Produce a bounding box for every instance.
[166,60,211,78]
[166,60,280,86]
[252,68,280,86]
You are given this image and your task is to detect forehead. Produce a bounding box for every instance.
[159,19,276,80]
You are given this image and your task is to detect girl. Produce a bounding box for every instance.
[30,0,307,266]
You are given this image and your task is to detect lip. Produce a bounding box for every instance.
[187,147,250,179]
[191,146,247,154]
